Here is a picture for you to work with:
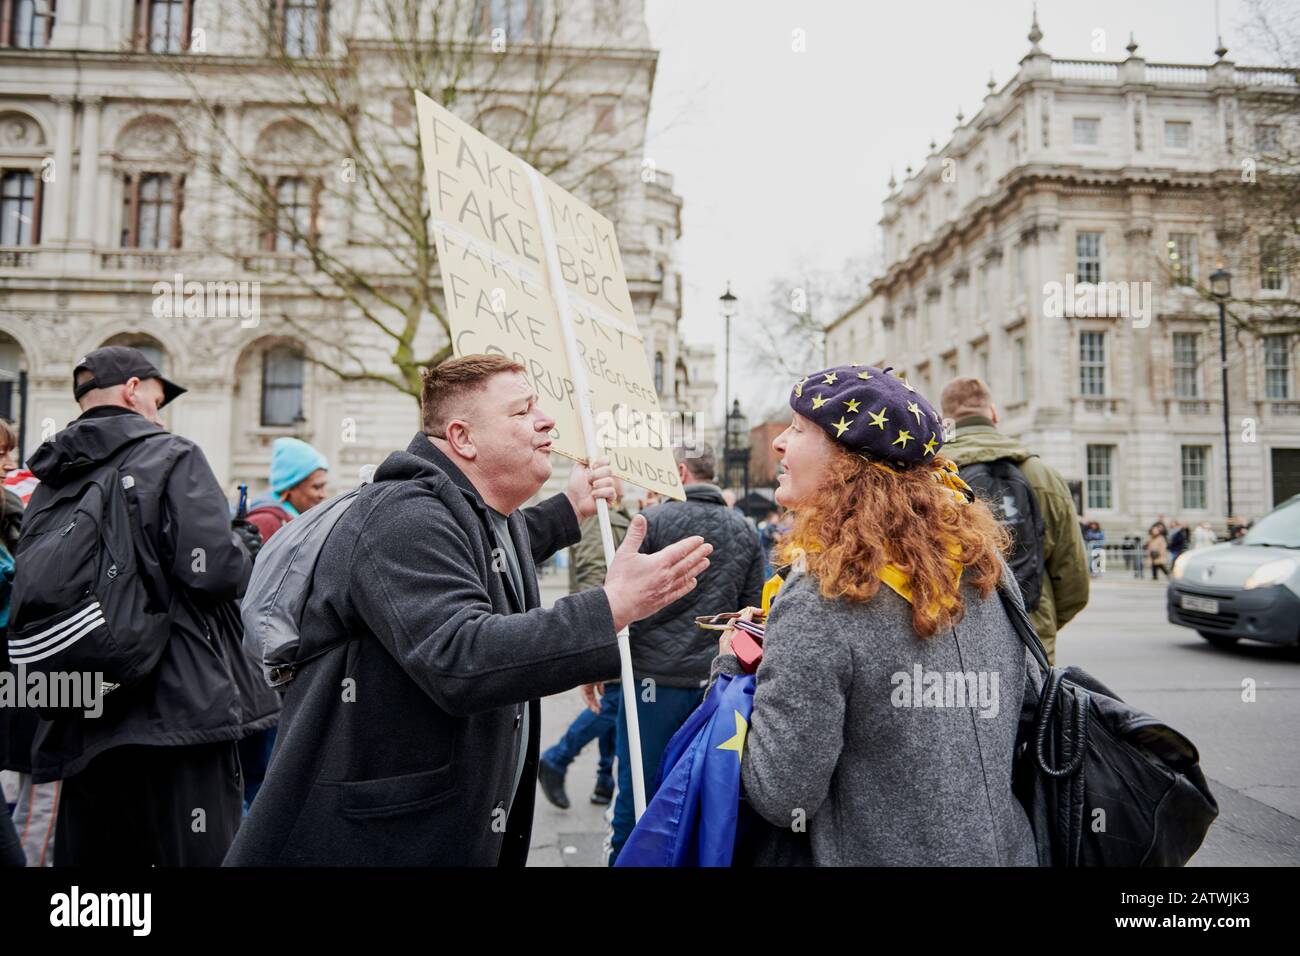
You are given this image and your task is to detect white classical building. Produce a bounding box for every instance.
[0,0,716,502]
[827,14,1298,532]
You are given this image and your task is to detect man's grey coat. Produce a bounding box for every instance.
[225,435,621,866]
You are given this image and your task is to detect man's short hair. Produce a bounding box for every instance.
[673,441,716,482]
[941,377,994,420]
[421,354,526,437]
[0,418,15,455]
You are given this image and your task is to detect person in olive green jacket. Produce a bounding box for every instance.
[940,378,1090,663]
[538,480,634,809]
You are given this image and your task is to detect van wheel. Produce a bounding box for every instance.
[1198,631,1240,648]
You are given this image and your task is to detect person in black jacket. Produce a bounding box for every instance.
[21,346,279,866]
[225,354,712,866]
[605,441,766,864]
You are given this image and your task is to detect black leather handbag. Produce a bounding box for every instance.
[999,587,1219,866]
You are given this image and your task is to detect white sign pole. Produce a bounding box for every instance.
[523,166,648,820]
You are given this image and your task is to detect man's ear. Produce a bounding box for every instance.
[445,420,476,460]
[989,404,1000,426]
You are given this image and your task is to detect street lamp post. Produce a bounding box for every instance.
[1210,267,1234,521]
[726,398,750,498]
[719,283,738,486]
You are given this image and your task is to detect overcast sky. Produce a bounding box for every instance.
[642,0,1275,426]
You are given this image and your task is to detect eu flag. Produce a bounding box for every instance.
[615,673,755,867]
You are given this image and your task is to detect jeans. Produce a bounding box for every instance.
[606,682,706,866]
[541,683,618,792]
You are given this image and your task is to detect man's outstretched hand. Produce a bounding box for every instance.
[602,514,711,632]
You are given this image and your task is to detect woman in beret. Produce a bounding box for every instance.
[713,364,1038,866]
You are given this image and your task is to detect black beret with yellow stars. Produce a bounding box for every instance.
[789,364,944,466]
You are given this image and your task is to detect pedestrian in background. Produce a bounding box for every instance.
[12,347,279,866]
[537,477,634,810]
[1146,525,1171,581]
[1192,522,1217,549]
[244,437,330,543]
[606,442,764,865]
[940,377,1089,665]
[234,436,330,811]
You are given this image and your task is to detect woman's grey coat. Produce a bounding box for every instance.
[714,564,1039,866]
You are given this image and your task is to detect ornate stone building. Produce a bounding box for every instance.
[827,14,1298,532]
[0,0,716,501]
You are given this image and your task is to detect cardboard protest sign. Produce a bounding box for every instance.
[415,90,683,500]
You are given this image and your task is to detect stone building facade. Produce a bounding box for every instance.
[0,0,716,503]
[827,15,1298,532]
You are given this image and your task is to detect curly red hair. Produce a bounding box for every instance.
[776,449,1010,638]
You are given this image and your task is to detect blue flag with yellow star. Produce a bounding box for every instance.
[615,673,755,867]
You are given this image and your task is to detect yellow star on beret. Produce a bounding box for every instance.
[892,429,913,449]
[857,370,872,380]
[811,394,828,409]
[843,398,862,413]
[924,433,939,456]
[906,400,923,425]
[867,407,888,429]
[823,372,838,385]
[833,416,854,437]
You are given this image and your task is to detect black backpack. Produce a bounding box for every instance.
[6,434,172,706]
[960,458,1046,612]
[999,586,1218,865]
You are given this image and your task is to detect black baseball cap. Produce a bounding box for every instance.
[73,346,187,407]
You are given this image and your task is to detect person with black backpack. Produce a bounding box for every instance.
[940,378,1089,665]
[7,347,279,866]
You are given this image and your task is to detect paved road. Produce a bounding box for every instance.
[527,571,1300,866]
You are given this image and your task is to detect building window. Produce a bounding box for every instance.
[1172,332,1200,398]
[275,0,326,57]
[653,351,664,395]
[1261,234,1287,292]
[1007,132,1020,165]
[978,347,990,385]
[261,347,304,426]
[1014,242,1026,297]
[1167,233,1196,286]
[1181,445,1209,510]
[475,0,536,40]
[977,264,988,316]
[0,169,40,246]
[1072,117,1100,147]
[121,172,182,249]
[1079,331,1106,396]
[1086,444,1115,509]
[0,335,20,422]
[4,0,56,49]
[135,0,193,53]
[592,98,616,135]
[1264,334,1291,400]
[1076,231,1102,284]
[270,176,316,252]
[1014,336,1028,402]
[1164,120,1191,150]
[1255,124,1281,154]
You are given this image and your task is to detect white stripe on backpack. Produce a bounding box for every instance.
[8,602,106,664]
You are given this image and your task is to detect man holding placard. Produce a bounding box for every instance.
[226,355,711,866]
